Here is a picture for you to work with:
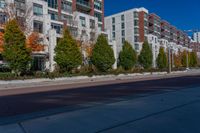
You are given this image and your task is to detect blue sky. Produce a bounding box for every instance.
[105,0,200,32]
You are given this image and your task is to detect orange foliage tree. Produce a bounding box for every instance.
[26,32,45,52]
[174,51,182,68]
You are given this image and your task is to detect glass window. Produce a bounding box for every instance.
[48,10,58,20]
[134,11,139,18]
[112,32,115,40]
[0,0,6,8]
[33,20,43,33]
[51,23,63,34]
[90,19,95,29]
[47,0,58,9]
[94,0,102,10]
[33,3,43,16]
[121,23,125,29]
[134,20,139,26]
[80,16,86,27]
[94,12,102,22]
[135,43,139,50]
[122,37,125,44]
[121,15,124,21]
[121,30,125,36]
[112,17,115,24]
[61,0,72,13]
[112,25,115,31]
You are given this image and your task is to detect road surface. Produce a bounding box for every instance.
[1,74,200,133]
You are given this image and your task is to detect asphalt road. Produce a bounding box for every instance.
[1,74,200,125]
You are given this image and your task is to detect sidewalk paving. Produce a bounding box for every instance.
[0,70,192,91]
[1,84,200,133]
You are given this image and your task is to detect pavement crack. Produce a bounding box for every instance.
[18,123,27,133]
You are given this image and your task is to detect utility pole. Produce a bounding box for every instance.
[168,46,171,73]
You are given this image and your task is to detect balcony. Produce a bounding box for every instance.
[76,0,91,12]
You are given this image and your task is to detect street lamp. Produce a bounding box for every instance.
[168,44,172,73]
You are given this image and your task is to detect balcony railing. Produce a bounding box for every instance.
[76,0,91,9]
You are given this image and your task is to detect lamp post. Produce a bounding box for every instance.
[168,45,171,73]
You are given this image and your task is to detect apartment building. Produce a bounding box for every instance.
[0,0,118,71]
[193,32,200,43]
[105,7,192,67]
[105,8,148,56]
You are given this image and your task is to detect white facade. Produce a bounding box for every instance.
[105,7,148,57]
[105,7,192,68]
[193,32,200,43]
[147,34,160,68]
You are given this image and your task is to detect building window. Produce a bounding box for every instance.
[48,0,58,9]
[144,13,148,20]
[61,0,72,13]
[48,10,58,20]
[122,37,125,44]
[134,36,139,42]
[112,32,115,40]
[134,20,139,26]
[134,11,139,18]
[121,23,125,29]
[80,16,86,27]
[33,3,43,16]
[51,23,63,34]
[94,0,102,10]
[0,0,6,8]
[135,43,139,50]
[134,28,139,34]
[90,19,95,29]
[61,14,73,24]
[112,25,115,31]
[121,15,124,21]
[98,24,102,31]
[33,21,43,33]
[112,17,115,24]
[121,30,125,37]
[94,12,102,22]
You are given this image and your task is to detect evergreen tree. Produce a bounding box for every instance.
[156,47,167,69]
[54,28,82,72]
[119,41,137,70]
[2,19,31,75]
[91,34,115,72]
[138,41,153,69]
[190,51,198,67]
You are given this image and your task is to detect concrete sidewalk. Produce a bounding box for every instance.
[0,70,192,91]
[1,85,200,133]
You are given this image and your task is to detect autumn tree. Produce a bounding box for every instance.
[26,32,45,52]
[2,19,31,75]
[174,52,182,68]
